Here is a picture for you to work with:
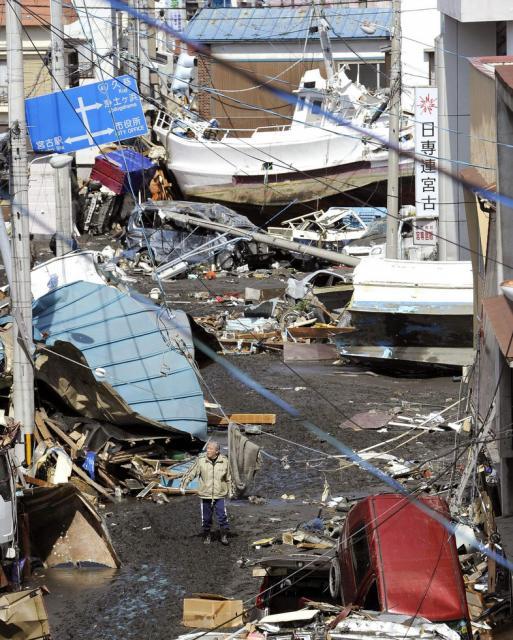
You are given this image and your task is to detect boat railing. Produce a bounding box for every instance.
[154,111,291,140]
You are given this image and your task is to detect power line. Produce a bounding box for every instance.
[11,0,510,273]
[4,0,512,585]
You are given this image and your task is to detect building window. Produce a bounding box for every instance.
[341,61,386,91]
[312,99,322,114]
[350,524,371,585]
[0,61,7,104]
[425,50,435,86]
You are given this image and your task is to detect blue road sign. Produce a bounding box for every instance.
[25,75,148,153]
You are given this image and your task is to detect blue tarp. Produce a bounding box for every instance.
[32,281,207,440]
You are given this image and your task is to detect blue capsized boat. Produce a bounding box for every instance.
[32,281,207,440]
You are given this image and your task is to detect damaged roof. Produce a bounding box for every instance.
[32,282,207,440]
[185,7,392,43]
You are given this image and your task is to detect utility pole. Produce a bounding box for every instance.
[111,7,120,76]
[126,0,140,80]
[50,0,73,256]
[6,0,35,465]
[139,0,151,96]
[385,0,401,259]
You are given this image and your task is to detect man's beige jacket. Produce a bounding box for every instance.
[180,453,231,499]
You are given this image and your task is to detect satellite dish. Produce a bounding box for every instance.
[360,21,377,35]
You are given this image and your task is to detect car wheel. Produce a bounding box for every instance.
[137,250,155,267]
[216,250,235,271]
[329,558,341,599]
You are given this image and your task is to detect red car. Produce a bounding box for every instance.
[331,493,471,637]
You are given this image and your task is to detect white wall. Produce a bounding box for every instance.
[438,0,513,23]
[28,157,57,237]
[438,16,497,259]
[401,0,439,87]
[212,39,388,62]
[65,0,116,80]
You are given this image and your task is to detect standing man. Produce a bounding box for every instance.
[180,440,231,545]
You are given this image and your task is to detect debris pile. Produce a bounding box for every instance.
[29,408,199,501]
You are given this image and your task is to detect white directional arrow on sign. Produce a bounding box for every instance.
[64,128,114,145]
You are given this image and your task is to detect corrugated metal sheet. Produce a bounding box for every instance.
[32,282,207,440]
[186,7,392,43]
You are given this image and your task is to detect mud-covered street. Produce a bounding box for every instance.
[34,242,462,639]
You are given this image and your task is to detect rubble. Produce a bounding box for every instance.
[122,200,273,276]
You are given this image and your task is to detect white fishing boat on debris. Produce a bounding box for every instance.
[154,62,414,208]
[267,207,372,252]
[335,259,475,370]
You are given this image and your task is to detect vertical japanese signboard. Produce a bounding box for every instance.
[414,87,438,245]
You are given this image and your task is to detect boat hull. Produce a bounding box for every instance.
[335,259,475,370]
[174,160,413,207]
[154,117,414,207]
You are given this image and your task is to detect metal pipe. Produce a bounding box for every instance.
[155,210,361,267]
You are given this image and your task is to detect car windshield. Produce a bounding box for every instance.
[361,219,386,238]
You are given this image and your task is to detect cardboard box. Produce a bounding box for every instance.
[183,594,244,629]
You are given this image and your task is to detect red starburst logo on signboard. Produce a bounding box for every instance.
[418,94,437,115]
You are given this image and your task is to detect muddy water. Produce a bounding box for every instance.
[38,350,460,639]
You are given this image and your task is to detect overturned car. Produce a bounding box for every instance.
[122,201,273,276]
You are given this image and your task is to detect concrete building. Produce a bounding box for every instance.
[185,6,394,129]
[401,0,439,92]
[184,2,440,129]
[437,0,513,260]
[0,0,79,130]
[461,55,513,526]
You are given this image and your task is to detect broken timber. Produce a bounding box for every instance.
[207,413,276,426]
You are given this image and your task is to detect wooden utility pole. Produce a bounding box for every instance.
[6,0,35,465]
[385,0,401,259]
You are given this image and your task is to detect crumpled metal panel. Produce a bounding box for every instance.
[32,281,207,440]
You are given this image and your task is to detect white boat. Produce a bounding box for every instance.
[267,206,370,252]
[154,66,414,209]
[335,258,475,370]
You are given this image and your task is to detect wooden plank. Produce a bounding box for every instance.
[71,462,115,502]
[150,487,198,495]
[288,326,355,339]
[282,531,295,545]
[488,556,497,594]
[466,590,484,608]
[207,413,276,426]
[23,475,54,488]
[97,468,119,491]
[297,542,333,550]
[34,412,53,442]
[43,418,79,456]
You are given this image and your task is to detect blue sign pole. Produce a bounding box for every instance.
[25,75,148,153]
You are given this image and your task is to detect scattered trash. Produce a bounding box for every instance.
[182,595,244,629]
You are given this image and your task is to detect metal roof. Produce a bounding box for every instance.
[32,281,207,440]
[185,7,392,43]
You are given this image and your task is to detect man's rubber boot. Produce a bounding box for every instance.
[203,532,211,545]
[220,532,229,546]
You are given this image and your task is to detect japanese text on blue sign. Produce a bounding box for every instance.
[25,75,148,153]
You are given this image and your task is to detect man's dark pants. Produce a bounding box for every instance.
[201,498,229,532]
